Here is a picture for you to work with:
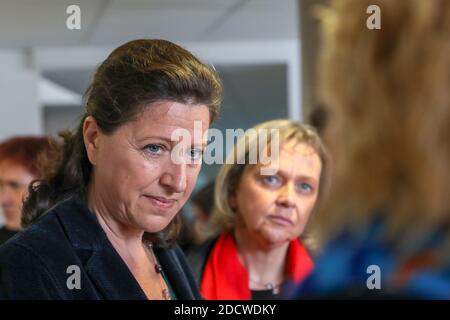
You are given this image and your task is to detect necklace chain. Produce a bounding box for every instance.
[144,241,171,300]
[249,276,283,294]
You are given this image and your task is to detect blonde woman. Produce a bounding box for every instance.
[188,120,328,299]
[295,0,450,298]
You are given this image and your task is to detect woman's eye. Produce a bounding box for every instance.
[144,144,164,155]
[262,175,281,187]
[189,148,203,161]
[297,182,313,194]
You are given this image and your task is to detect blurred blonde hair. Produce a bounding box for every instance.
[313,0,450,240]
[210,119,328,250]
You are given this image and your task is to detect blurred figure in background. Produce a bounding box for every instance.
[191,182,215,245]
[176,209,196,253]
[179,182,215,253]
[0,136,57,245]
[189,120,328,299]
[295,0,450,299]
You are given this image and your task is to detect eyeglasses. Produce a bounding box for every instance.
[0,179,29,193]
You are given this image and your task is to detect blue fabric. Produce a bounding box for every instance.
[293,218,450,299]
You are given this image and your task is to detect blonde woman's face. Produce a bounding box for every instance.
[233,142,322,248]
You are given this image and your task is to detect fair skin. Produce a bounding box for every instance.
[83,100,210,299]
[232,141,322,290]
[0,160,35,231]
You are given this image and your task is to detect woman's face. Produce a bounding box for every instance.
[86,100,210,233]
[233,141,322,248]
[0,161,35,230]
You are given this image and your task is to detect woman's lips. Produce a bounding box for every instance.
[268,215,293,226]
[144,195,177,209]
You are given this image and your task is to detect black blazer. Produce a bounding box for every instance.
[0,198,202,300]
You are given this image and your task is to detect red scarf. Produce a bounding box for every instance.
[200,232,314,300]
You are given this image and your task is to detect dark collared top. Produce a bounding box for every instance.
[0,198,201,300]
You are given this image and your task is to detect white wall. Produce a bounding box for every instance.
[34,40,302,120]
[0,39,304,138]
[0,50,42,224]
[0,50,41,141]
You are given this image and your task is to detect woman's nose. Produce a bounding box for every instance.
[160,162,187,193]
[276,183,296,208]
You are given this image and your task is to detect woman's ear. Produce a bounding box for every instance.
[83,116,100,166]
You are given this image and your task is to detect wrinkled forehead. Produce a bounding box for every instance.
[144,101,208,122]
[131,102,210,138]
[280,140,320,158]
[0,160,18,173]
[259,139,320,160]
[255,141,322,175]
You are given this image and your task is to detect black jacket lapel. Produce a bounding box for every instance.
[84,247,147,299]
[56,198,147,300]
[55,198,199,300]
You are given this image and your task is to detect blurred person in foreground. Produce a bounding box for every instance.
[0,39,222,299]
[0,136,56,245]
[188,120,328,299]
[295,0,450,299]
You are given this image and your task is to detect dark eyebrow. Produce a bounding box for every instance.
[139,136,174,144]
[193,142,208,149]
[0,179,28,187]
[264,168,318,183]
[139,136,207,148]
[138,136,180,148]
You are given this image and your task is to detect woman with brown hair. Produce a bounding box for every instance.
[295,0,450,298]
[0,39,222,300]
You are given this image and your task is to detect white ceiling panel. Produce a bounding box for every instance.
[0,0,106,47]
[204,0,298,41]
[87,0,241,45]
[0,0,299,48]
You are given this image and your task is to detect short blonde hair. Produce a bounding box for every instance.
[210,119,328,235]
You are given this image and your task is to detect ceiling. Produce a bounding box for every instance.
[0,0,299,139]
[0,0,299,48]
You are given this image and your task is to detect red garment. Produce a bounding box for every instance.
[200,232,314,300]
